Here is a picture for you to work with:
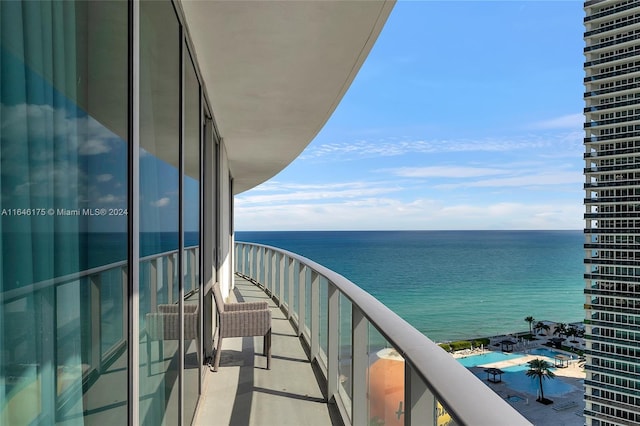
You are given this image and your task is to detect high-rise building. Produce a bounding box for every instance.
[584,1,640,425]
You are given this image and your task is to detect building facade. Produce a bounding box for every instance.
[583,1,640,425]
[0,1,393,424]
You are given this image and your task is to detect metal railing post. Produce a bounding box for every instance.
[352,305,368,425]
[327,282,339,402]
[278,254,288,306]
[288,257,295,318]
[406,361,436,426]
[298,264,306,338]
[310,271,320,361]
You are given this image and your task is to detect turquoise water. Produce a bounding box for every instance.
[529,348,570,359]
[236,230,584,343]
[499,366,576,397]
[457,351,523,367]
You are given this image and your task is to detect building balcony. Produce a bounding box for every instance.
[584,31,640,53]
[584,98,640,113]
[583,130,640,144]
[584,81,640,97]
[583,1,640,24]
[0,242,531,425]
[584,17,640,38]
[583,114,640,128]
[207,242,532,425]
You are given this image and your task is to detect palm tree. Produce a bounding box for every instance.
[535,321,550,336]
[526,358,556,402]
[553,323,568,338]
[566,326,579,343]
[524,316,535,336]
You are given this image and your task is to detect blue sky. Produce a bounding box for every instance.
[235,1,586,231]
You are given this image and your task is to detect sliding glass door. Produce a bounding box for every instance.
[1,1,208,424]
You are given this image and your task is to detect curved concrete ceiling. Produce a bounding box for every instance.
[179,0,395,194]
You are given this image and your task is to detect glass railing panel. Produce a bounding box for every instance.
[368,326,405,426]
[436,400,459,426]
[100,267,126,357]
[304,267,312,335]
[274,252,281,300]
[338,293,353,417]
[319,277,329,359]
[282,257,290,308]
[292,261,300,320]
[56,279,86,398]
[172,252,179,304]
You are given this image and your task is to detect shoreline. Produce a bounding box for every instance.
[437,320,585,347]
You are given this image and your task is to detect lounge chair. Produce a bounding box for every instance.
[212,282,272,371]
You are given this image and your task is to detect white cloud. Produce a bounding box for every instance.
[236,183,401,205]
[235,198,583,231]
[530,113,584,130]
[98,194,120,203]
[388,166,507,179]
[97,174,114,183]
[434,171,582,189]
[151,197,170,207]
[300,132,581,161]
[1,102,118,156]
[79,137,111,155]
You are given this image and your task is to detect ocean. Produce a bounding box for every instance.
[235,230,585,343]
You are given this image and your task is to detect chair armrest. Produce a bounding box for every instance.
[219,309,271,338]
[225,301,268,312]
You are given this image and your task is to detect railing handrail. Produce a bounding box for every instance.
[236,241,532,425]
[1,245,199,304]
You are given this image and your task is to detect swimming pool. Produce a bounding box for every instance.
[528,347,572,359]
[456,351,523,368]
[498,365,576,397]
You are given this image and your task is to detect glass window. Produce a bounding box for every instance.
[183,44,201,424]
[139,1,180,424]
[1,1,128,424]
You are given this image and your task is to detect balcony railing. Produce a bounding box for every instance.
[235,241,531,426]
[1,246,199,424]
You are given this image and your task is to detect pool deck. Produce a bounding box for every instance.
[452,346,585,425]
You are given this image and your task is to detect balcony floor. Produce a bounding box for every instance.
[194,277,337,425]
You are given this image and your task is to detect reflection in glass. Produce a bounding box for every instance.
[1,1,128,424]
[183,43,201,425]
[368,327,405,426]
[338,294,353,416]
[139,1,180,424]
[319,278,328,359]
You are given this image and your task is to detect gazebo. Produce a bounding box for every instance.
[484,367,505,383]
[554,354,570,368]
[500,339,516,352]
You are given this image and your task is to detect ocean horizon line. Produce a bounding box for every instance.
[236,229,582,233]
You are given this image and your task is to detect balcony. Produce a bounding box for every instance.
[1,242,531,424]
[208,242,532,425]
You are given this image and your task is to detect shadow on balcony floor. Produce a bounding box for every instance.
[194,277,337,425]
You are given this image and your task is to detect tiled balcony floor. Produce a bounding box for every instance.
[193,277,337,425]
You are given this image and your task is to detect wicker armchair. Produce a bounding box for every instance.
[213,282,272,371]
[145,303,199,375]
